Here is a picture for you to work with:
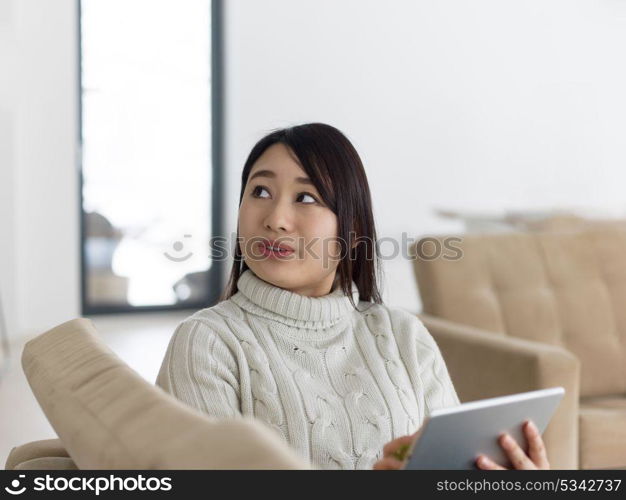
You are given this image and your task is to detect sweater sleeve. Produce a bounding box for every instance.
[387,307,460,413]
[155,318,242,419]
[412,315,461,411]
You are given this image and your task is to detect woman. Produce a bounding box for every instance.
[156,123,549,470]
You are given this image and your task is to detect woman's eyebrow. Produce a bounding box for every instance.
[249,169,313,185]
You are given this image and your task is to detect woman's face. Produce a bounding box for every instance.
[238,143,341,297]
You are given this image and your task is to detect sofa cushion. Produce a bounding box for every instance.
[579,396,626,469]
[4,438,70,470]
[14,457,78,470]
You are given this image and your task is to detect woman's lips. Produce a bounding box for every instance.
[257,241,295,259]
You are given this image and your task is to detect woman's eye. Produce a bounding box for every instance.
[251,185,318,205]
[297,192,318,204]
[251,185,270,198]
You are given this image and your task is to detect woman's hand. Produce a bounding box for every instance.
[373,429,421,470]
[476,420,550,470]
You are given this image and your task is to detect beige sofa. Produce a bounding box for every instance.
[4,318,309,470]
[412,226,626,470]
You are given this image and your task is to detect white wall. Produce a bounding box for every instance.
[0,0,80,339]
[0,0,17,339]
[224,0,626,311]
[2,0,626,340]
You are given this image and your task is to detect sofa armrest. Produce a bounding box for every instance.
[5,438,75,470]
[420,313,581,470]
[21,318,310,470]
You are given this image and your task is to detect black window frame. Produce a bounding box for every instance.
[77,0,225,315]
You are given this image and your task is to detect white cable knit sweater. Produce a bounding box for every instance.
[155,269,460,470]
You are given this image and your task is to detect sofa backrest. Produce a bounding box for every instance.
[413,228,626,398]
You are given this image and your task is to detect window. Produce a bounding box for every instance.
[79,0,224,313]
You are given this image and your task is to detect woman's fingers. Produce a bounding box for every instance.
[373,456,405,470]
[477,422,550,471]
[475,454,506,470]
[524,420,550,469]
[499,432,537,470]
[382,432,418,457]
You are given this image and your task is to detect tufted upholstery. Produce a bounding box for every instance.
[413,227,626,469]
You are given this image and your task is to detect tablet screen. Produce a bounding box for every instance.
[403,387,564,470]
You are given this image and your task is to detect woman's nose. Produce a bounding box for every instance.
[263,202,294,232]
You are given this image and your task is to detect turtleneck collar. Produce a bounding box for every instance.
[230,269,360,330]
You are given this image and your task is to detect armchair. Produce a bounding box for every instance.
[413,227,626,469]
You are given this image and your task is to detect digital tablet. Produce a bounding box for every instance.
[403,387,565,470]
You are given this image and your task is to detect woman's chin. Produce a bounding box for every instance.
[250,263,294,285]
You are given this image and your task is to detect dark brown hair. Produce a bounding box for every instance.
[220,123,383,310]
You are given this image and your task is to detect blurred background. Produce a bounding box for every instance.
[2,0,626,464]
